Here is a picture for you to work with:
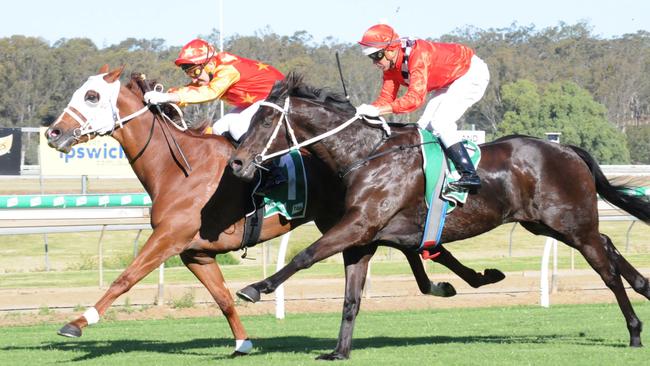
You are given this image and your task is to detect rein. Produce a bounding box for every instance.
[136,78,192,174]
[128,112,156,164]
[338,138,437,178]
[255,97,392,165]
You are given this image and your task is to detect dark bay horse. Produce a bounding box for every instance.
[44,66,504,356]
[229,73,650,359]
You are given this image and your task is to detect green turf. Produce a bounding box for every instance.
[1,303,649,365]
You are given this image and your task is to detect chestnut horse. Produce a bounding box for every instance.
[229,73,650,359]
[44,66,504,356]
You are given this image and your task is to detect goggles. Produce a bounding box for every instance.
[367,49,385,62]
[181,64,204,78]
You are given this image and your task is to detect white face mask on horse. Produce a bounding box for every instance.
[53,72,187,139]
[56,74,123,137]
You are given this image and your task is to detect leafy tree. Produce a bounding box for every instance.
[0,21,648,162]
[496,79,630,163]
[627,126,650,164]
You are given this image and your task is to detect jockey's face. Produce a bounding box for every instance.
[372,48,397,71]
[182,64,210,85]
[192,69,210,85]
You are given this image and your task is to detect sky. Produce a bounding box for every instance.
[1,0,648,48]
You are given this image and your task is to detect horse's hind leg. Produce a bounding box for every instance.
[432,246,506,288]
[399,248,457,297]
[316,245,377,360]
[180,249,252,356]
[601,234,650,299]
[576,233,643,347]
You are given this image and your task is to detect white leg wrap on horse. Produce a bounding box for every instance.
[83,307,100,325]
[235,339,253,353]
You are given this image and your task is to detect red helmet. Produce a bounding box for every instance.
[174,38,216,66]
[358,24,400,55]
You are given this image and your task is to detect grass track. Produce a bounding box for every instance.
[1,302,650,365]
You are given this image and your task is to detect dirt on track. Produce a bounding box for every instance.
[2,268,648,327]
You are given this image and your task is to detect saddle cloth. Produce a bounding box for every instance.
[248,149,308,220]
[418,129,481,259]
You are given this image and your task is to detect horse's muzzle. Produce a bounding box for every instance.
[228,158,256,182]
[45,127,73,153]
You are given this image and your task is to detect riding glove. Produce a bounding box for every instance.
[356,104,380,117]
[143,91,180,105]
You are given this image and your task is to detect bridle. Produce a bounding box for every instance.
[254,97,437,178]
[53,74,193,174]
[54,77,188,141]
[252,97,392,168]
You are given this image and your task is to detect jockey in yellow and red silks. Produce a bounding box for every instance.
[356,24,490,190]
[144,38,284,141]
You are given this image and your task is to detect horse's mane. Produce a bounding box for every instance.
[267,72,356,115]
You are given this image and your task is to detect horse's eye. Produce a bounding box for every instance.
[85,90,100,104]
[261,117,273,128]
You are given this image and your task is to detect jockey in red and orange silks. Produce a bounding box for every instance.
[356,24,490,190]
[144,38,284,141]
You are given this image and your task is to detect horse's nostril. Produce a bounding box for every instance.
[48,129,61,139]
[230,159,243,172]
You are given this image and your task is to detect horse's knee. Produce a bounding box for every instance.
[109,276,132,294]
[292,250,314,269]
[342,298,360,322]
[632,276,650,297]
[215,296,236,315]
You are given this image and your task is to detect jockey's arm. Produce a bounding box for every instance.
[387,66,428,114]
[172,64,241,107]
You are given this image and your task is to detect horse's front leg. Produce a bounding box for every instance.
[317,245,377,360]
[57,228,186,337]
[237,210,377,303]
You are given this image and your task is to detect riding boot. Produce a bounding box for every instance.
[445,142,481,190]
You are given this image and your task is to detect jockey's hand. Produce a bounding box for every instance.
[144,91,179,105]
[356,104,380,118]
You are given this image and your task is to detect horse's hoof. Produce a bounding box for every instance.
[484,269,506,284]
[236,286,261,303]
[57,323,82,338]
[316,352,348,360]
[230,351,250,358]
[429,281,457,297]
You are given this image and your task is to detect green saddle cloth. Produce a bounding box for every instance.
[261,149,308,219]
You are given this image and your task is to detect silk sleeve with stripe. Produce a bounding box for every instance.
[172,64,241,106]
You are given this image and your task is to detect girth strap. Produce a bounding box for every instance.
[240,204,265,248]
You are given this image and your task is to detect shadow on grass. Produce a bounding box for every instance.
[0,333,625,362]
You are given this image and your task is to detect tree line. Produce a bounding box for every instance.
[1,22,648,164]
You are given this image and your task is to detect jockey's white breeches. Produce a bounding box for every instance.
[212,100,263,141]
[416,55,490,147]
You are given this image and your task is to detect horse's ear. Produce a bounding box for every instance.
[103,65,125,83]
[99,64,109,74]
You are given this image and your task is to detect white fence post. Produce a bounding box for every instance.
[275,232,291,319]
[157,263,165,306]
[540,237,557,307]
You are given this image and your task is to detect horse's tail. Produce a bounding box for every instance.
[569,145,650,224]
